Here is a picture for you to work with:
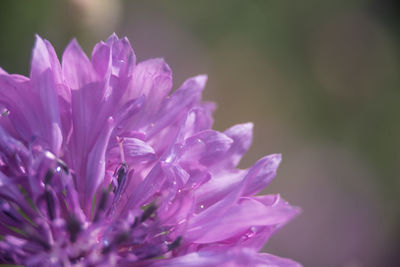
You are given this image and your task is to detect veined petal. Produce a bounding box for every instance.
[223,122,253,168]
[106,34,136,78]
[91,41,111,79]
[194,154,281,209]
[243,154,281,196]
[145,75,207,139]
[181,103,216,140]
[122,137,156,162]
[0,73,39,142]
[84,117,115,213]
[62,39,97,90]
[179,130,233,167]
[121,162,166,215]
[128,58,172,108]
[187,197,298,243]
[30,35,63,154]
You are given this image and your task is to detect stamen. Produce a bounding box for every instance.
[28,233,51,251]
[113,163,127,194]
[167,236,182,251]
[2,210,20,223]
[0,201,20,223]
[66,215,81,243]
[94,190,108,222]
[101,231,130,254]
[140,203,157,222]
[108,163,128,216]
[57,159,69,174]
[18,186,38,211]
[130,216,139,229]
[44,170,54,185]
[44,187,55,220]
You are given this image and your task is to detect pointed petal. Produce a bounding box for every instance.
[145,75,207,139]
[128,58,172,108]
[179,130,233,167]
[30,35,63,154]
[187,197,298,243]
[181,103,216,139]
[84,117,114,213]
[121,163,166,214]
[223,123,253,168]
[106,35,136,77]
[243,154,281,196]
[91,41,111,79]
[62,39,96,90]
[194,154,281,210]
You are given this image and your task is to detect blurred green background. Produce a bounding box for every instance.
[0,0,399,266]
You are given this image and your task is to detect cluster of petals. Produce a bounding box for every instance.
[0,34,300,266]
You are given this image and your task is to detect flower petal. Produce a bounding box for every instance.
[145,75,206,139]
[30,35,63,154]
[187,197,298,243]
[106,34,136,78]
[194,154,281,210]
[84,117,115,213]
[91,41,111,79]
[62,39,96,90]
[149,248,302,267]
[179,130,233,167]
[223,122,253,168]
[0,73,39,142]
[127,58,172,107]
[122,137,156,162]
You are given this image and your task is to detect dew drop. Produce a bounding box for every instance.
[165,155,173,163]
[55,166,61,173]
[1,108,9,117]
[200,204,204,209]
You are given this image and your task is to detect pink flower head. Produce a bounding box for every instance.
[0,34,301,266]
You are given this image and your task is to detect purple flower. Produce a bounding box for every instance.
[0,34,300,266]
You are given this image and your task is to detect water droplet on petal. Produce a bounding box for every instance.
[200,204,204,209]
[165,155,173,163]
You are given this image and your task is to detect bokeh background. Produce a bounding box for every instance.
[0,1,399,266]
